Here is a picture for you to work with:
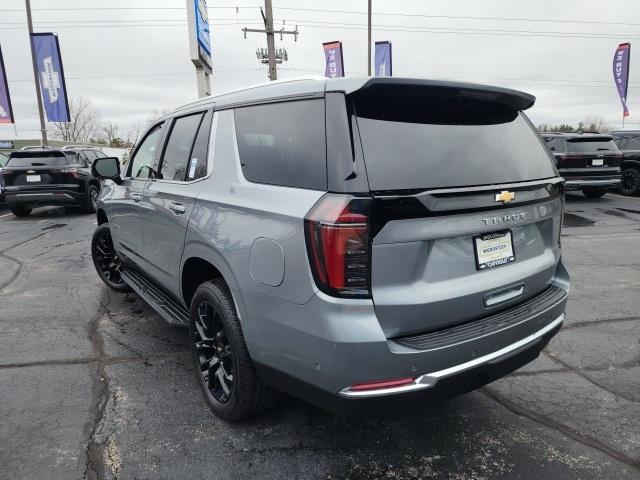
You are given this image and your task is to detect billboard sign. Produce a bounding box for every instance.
[613,43,631,117]
[31,33,70,122]
[0,45,14,124]
[187,0,212,71]
[374,41,392,77]
[323,41,344,78]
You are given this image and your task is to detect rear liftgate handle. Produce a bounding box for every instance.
[484,284,525,308]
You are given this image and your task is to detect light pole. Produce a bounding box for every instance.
[25,0,47,146]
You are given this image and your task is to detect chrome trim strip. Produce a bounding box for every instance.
[339,314,564,398]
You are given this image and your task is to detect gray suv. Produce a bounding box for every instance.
[90,77,570,420]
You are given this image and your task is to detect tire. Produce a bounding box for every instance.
[84,184,100,214]
[10,207,32,217]
[620,167,640,196]
[91,224,131,292]
[189,280,279,421]
[582,187,607,199]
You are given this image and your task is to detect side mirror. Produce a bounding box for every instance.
[92,157,121,182]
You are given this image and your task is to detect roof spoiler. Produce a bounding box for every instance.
[348,77,536,111]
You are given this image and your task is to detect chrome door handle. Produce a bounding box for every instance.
[169,203,186,214]
[130,193,142,202]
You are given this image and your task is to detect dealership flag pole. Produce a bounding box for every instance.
[25,0,47,146]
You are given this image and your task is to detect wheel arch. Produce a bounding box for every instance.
[96,208,108,225]
[622,159,640,170]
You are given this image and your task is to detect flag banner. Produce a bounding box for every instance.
[31,33,70,122]
[0,45,14,124]
[374,41,392,77]
[323,41,344,78]
[613,42,631,117]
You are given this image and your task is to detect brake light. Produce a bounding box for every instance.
[305,194,372,298]
[61,167,79,179]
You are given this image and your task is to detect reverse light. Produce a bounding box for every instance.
[304,194,372,298]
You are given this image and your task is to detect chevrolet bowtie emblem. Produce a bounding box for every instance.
[495,191,515,204]
[26,170,36,174]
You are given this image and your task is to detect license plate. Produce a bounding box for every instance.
[592,159,604,166]
[474,230,516,270]
[26,175,41,183]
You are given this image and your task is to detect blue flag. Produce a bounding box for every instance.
[613,43,631,118]
[0,45,14,124]
[323,41,345,78]
[31,33,70,122]
[374,41,392,77]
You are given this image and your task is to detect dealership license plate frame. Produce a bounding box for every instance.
[473,230,516,271]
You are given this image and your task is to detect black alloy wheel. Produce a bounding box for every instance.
[189,280,279,421]
[194,300,234,404]
[91,224,130,291]
[620,168,640,196]
[85,184,100,213]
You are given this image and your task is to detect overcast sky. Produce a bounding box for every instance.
[0,0,639,140]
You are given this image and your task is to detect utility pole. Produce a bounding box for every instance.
[25,0,47,146]
[367,0,372,76]
[264,0,277,81]
[242,1,298,81]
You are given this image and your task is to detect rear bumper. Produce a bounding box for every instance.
[256,315,561,415]
[245,261,570,415]
[1,189,84,208]
[562,175,621,190]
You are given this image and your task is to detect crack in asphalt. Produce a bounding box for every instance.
[0,232,50,292]
[481,388,640,471]
[84,294,111,480]
[544,353,640,404]
[562,316,640,330]
[0,351,189,370]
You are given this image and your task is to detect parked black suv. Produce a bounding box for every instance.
[0,148,106,217]
[611,130,640,196]
[542,133,622,198]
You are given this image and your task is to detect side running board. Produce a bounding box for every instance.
[121,269,190,326]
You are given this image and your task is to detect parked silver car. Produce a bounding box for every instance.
[91,77,570,420]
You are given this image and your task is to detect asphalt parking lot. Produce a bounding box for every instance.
[1,192,639,480]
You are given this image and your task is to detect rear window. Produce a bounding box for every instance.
[355,104,557,191]
[234,99,327,190]
[566,138,618,153]
[6,154,68,167]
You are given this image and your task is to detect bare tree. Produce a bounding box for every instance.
[102,121,124,147]
[125,123,143,148]
[145,109,170,128]
[583,116,612,133]
[49,96,101,143]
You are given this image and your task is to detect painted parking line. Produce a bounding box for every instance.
[0,212,11,218]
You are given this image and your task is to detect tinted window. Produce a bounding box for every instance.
[160,113,204,181]
[186,110,213,180]
[547,138,566,153]
[83,150,98,162]
[129,123,164,179]
[234,99,327,190]
[356,108,556,191]
[614,138,627,150]
[6,154,68,167]
[628,138,640,150]
[566,139,618,153]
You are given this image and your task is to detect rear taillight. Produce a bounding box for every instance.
[61,167,79,178]
[304,194,372,298]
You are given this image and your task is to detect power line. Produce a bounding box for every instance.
[2,5,638,28]
[273,7,640,28]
